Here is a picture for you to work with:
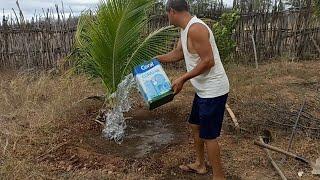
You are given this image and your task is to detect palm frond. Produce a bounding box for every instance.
[73,0,178,96]
[121,25,179,79]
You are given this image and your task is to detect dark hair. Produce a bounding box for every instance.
[165,0,189,12]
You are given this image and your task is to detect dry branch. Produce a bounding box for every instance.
[259,136,287,180]
[225,104,240,132]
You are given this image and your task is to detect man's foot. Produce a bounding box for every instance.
[179,163,207,175]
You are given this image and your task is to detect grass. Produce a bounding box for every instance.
[0,60,319,179]
[0,70,104,179]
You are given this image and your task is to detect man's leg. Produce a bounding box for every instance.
[198,93,228,179]
[189,124,206,170]
[179,123,207,174]
[205,139,225,180]
[180,94,207,174]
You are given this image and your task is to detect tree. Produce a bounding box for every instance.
[73,0,178,103]
[213,11,240,61]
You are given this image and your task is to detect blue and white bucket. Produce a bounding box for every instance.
[133,59,174,110]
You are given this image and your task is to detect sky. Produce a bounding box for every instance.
[0,0,234,21]
[1,0,100,20]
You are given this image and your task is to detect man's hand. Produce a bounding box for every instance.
[156,39,184,63]
[172,76,186,95]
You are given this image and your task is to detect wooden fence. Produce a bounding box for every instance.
[0,17,78,70]
[0,3,319,70]
[235,10,320,63]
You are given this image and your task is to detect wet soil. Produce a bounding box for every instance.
[82,108,185,158]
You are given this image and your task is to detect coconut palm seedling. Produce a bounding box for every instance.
[72,0,178,142]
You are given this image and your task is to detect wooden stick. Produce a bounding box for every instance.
[95,119,105,127]
[254,140,311,165]
[287,98,306,151]
[259,137,287,180]
[2,138,9,155]
[311,37,320,55]
[251,33,259,69]
[225,104,240,131]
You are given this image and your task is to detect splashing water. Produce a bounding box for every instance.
[102,74,136,144]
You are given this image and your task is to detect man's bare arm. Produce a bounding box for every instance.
[179,24,215,82]
[156,39,184,63]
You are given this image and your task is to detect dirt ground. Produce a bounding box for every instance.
[0,60,319,179]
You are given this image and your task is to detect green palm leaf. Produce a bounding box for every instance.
[73,0,178,98]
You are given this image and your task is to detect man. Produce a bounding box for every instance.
[155,0,230,179]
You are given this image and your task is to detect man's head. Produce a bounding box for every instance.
[165,0,190,26]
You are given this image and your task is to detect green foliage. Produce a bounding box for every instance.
[212,11,240,61]
[314,0,320,17]
[73,0,178,96]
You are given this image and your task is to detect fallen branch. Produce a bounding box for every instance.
[255,140,320,175]
[2,138,9,155]
[225,104,240,132]
[287,98,306,151]
[254,141,312,165]
[75,95,105,105]
[37,141,68,161]
[95,119,105,127]
[311,37,320,55]
[12,139,17,152]
[259,136,287,180]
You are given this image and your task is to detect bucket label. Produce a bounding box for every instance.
[133,59,172,103]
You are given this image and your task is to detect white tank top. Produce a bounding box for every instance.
[181,16,229,98]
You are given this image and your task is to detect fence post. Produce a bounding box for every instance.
[251,32,259,69]
[3,15,9,68]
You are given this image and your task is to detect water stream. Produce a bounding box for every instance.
[102,74,136,144]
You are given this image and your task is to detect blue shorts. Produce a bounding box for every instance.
[188,93,228,139]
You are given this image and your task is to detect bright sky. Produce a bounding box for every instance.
[1,0,100,20]
[0,0,234,20]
